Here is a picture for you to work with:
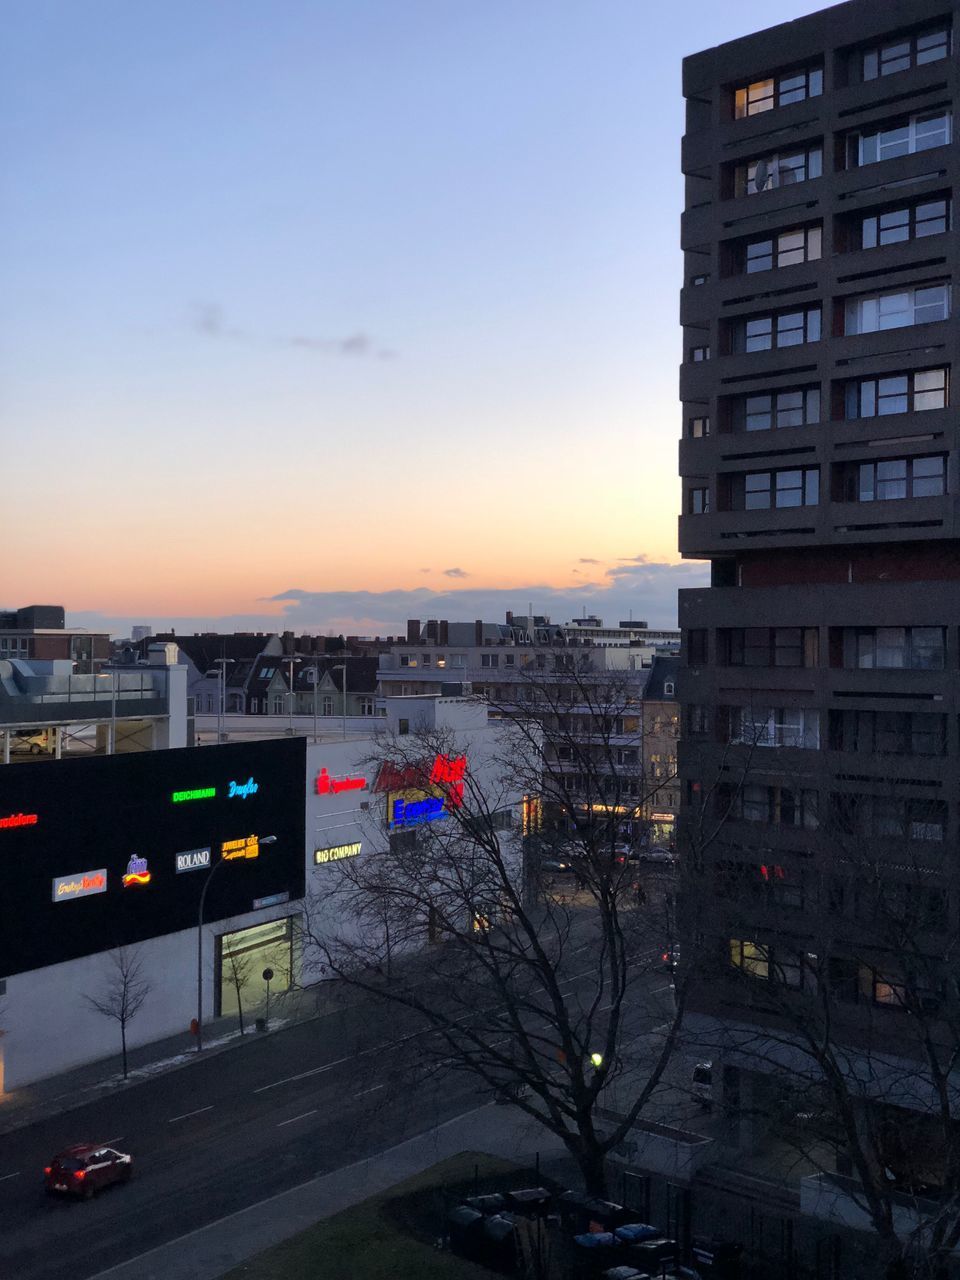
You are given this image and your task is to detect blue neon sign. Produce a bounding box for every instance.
[391,795,446,827]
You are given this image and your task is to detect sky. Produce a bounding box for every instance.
[2,0,833,637]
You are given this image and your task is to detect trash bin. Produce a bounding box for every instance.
[255,1017,267,1033]
[614,1222,661,1244]
[465,1192,507,1215]
[447,1205,485,1259]
[602,1268,648,1280]
[506,1186,552,1218]
[482,1213,519,1273]
[692,1236,744,1279]
[627,1236,677,1269]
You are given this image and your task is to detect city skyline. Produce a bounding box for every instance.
[4,0,829,635]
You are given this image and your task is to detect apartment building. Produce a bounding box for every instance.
[679,0,960,1222]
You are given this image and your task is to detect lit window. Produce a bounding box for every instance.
[734,66,822,119]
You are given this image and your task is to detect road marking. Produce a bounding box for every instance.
[652,985,675,994]
[0,1172,20,1183]
[276,1109,318,1128]
[101,1137,123,1146]
[86,1103,494,1280]
[168,1105,214,1123]
[354,1084,385,1097]
[254,1054,353,1093]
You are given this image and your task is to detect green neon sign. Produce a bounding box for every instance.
[171,786,217,804]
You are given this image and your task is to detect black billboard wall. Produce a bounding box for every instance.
[0,738,306,976]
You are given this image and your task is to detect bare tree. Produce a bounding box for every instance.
[223,943,255,1037]
[85,947,151,1079]
[689,780,960,1280]
[305,662,692,1197]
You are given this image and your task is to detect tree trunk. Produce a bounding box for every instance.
[576,1144,609,1199]
[120,1020,128,1079]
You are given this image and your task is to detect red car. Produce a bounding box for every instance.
[44,1144,133,1198]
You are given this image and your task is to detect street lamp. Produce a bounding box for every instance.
[195,835,277,1052]
[213,658,235,744]
[329,663,347,740]
[285,656,302,736]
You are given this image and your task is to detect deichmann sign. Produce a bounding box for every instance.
[314,841,362,866]
[53,870,108,903]
[175,847,212,873]
[171,786,216,804]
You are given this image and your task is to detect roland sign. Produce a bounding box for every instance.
[175,847,212,874]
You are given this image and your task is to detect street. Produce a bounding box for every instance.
[0,939,677,1280]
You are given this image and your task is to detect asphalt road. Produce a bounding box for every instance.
[0,927,676,1280]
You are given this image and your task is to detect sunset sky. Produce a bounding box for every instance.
[4,0,831,636]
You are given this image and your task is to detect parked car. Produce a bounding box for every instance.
[660,944,679,972]
[44,1144,133,1199]
[643,845,676,864]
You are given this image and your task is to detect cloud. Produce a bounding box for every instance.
[578,557,602,565]
[70,561,708,639]
[419,568,432,574]
[190,304,394,359]
[443,567,469,579]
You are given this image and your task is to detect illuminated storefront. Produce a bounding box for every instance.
[216,917,295,1018]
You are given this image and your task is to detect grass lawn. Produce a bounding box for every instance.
[222,1152,528,1280]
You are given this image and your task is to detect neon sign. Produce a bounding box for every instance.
[222,835,261,861]
[172,786,216,803]
[0,812,38,830]
[315,769,367,796]
[122,855,152,888]
[53,870,107,902]
[175,847,211,873]
[430,754,467,808]
[390,793,446,828]
[376,753,468,795]
[314,841,362,865]
[228,777,259,799]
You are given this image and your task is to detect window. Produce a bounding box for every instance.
[829,709,946,757]
[360,696,375,716]
[735,145,822,197]
[845,284,950,335]
[685,629,708,665]
[744,224,822,273]
[861,198,950,249]
[736,783,818,828]
[734,65,822,118]
[844,367,948,418]
[850,626,945,670]
[398,718,410,736]
[741,467,819,510]
[850,111,951,167]
[730,939,769,979]
[421,653,431,666]
[690,415,710,437]
[833,794,946,842]
[691,345,710,362]
[689,487,710,514]
[322,695,334,715]
[272,696,283,715]
[729,706,820,749]
[481,653,499,668]
[734,386,820,434]
[854,455,945,502]
[688,704,709,734]
[860,27,951,81]
[719,627,819,668]
[735,307,820,353]
[504,653,515,666]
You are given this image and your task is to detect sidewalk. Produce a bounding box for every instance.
[0,983,337,1138]
[88,1101,572,1280]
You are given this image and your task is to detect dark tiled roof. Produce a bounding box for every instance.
[143,633,277,674]
[643,655,680,701]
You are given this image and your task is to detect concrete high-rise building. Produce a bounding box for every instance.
[678,0,960,1221]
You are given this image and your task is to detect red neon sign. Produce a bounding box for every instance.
[0,812,38,830]
[430,754,467,809]
[375,754,467,808]
[315,768,367,796]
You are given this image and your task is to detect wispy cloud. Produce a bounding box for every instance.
[189,303,395,359]
[443,567,469,579]
[578,557,602,565]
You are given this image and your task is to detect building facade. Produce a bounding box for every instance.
[679,0,960,1205]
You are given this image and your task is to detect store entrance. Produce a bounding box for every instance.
[217,917,295,1021]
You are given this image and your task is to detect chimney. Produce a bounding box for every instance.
[407,619,421,643]
[505,610,513,626]
[426,619,439,642]
[475,619,484,645]
[439,620,449,645]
